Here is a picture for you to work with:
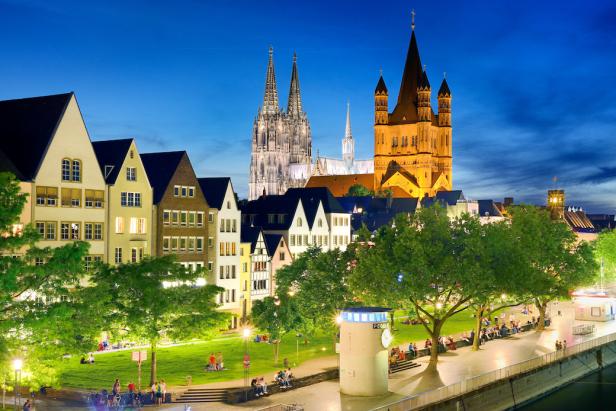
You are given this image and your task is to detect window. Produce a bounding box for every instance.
[268,214,275,224]
[290,235,295,246]
[179,237,187,251]
[126,167,136,181]
[303,234,308,245]
[231,265,236,279]
[174,186,180,197]
[61,159,71,181]
[280,251,285,261]
[220,242,225,256]
[189,211,196,226]
[226,219,231,232]
[35,221,56,240]
[137,218,146,234]
[318,218,323,228]
[115,217,124,233]
[120,192,141,207]
[85,223,93,240]
[243,262,248,273]
[85,190,104,208]
[35,258,44,267]
[180,211,187,226]
[232,289,236,302]
[208,237,213,247]
[231,242,236,255]
[171,237,178,251]
[208,261,213,271]
[61,188,81,207]
[163,210,170,225]
[188,237,195,252]
[297,217,303,227]
[220,219,225,232]
[84,255,102,271]
[131,248,138,263]
[72,160,81,182]
[225,265,230,279]
[171,211,179,225]
[219,266,224,280]
[208,212,214,223]
[94,223,103,240]
[60,222,80,240]
[163,237,170,252]
[277,214,285,224]
[197,212,205,227]
[297,235,302,246]
[188,186,195,197]
[312,235,316,245]
[196,237,204,252]
[36,186,58,206]
[129,218,137,234]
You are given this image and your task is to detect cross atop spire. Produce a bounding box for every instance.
[262,46,279,115]
[287,52,303,117]
[411,9,416,31]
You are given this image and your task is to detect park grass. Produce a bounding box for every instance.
[59,309,484,390]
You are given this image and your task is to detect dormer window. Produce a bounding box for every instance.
[61,158,81,182]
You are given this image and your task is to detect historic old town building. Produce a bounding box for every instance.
[248,48,312,200]
[92,138,153,264]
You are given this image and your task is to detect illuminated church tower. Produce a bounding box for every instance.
[373,13,453,197]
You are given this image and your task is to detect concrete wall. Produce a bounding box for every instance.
[417,341,616,411]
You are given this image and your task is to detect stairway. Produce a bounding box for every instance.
[390,358,421,374]
[174,388,228,403]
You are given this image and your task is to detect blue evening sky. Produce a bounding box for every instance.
[1,0,615,212]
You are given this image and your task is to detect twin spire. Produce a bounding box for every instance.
[262,47,303,117]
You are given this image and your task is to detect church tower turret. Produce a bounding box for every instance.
[342,101,355,171]
[437,77,451,127]
[417,70,431,122]
[374,74,388,125]
[262,46,279,115]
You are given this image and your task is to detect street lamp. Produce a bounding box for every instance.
[242,328,251,401]
[12,359,22,411]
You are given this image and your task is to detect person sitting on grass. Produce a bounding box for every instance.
[207,352,216,371]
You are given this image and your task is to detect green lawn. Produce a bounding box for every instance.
[59,332,336,390]
[59,309,485,390]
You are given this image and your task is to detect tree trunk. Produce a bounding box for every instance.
[150,339,158,386]
[472,308,484,351]
[426,321,442,372]
[389,311,395,329]
[273,341,280,365]
[537,300,546,331]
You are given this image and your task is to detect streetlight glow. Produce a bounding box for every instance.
[435,302,443,310]
[501,293,507,300]
[336,315,343,325]
[243,327,251,339]
[12,358,22,371]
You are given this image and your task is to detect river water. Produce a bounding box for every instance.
[520,362,616,411]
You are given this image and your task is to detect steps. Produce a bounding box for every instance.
[390,358,421,374]
[174,388,228,403]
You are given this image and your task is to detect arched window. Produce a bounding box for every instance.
[61,159,71,181]
[297,217,303,227]
[72,160,81,182]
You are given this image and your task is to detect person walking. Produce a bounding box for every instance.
[160,379,167,403]
[156,381,163,405]
[22,400,32,411]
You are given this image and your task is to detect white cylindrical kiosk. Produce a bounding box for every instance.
[339,307,392,396]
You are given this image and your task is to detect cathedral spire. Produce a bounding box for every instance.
[262,46,279,115]
[287,52,303,117]
[345,101,352,140]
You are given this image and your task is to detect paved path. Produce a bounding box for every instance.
[34,301,616,410]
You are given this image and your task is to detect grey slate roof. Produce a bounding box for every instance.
[0,93,73,180]
[198,177,232,210]
[92,138,134,184]
[140,151,186,204]
[264,233,283,256]
[240,224,263,253]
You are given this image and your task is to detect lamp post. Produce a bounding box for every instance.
[242,328,251,402]
[12,359,22,411]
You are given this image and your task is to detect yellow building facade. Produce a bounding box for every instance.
[239,241,252,324]
[92,139,153,264]
[374,27,452,198]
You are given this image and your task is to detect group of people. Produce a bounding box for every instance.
[253,334,269,343]
[150,380,167,405]
[389,347,406,365]
[275,369,293,388]
[555,340,568,351]
[250,377,269,396]
[206,352,224,371]
[79,352,95,364]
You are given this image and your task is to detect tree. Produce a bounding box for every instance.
[251,294,300,364]
[510,206,597,330]
[344,184,373,197]
[352,206,482,372]
[467,221,527,350]
[86,255,228,384]
[0,172,92,389]
[595,229,616,282]
[275,247,356,347]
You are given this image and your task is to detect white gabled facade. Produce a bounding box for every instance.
[250,230,271,301]
[327,211,351,251]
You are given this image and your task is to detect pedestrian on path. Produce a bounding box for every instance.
[161,379,167,403]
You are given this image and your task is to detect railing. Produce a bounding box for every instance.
[257,404,304,411]
[373,330,616,411]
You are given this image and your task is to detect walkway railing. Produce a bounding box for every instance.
[374,330,616,411]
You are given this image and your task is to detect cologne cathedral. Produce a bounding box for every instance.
[248,48,312,200]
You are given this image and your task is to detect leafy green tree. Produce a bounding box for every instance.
[595,229,616,281]
[0,172,91,389]
[251,294,300,364]
[86,255,228,384]
[510,206,597,330]
[344,184,373,197]
[275,247,356,347]
[352,206,482,372]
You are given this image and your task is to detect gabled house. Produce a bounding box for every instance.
[198,177,241,328]
[141,151,209,275]
[0,92,106,267]
[92,139,153,264]
[241,224,271,301]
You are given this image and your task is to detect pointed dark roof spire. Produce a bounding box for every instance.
[287,52,303,117]
[390,29,423,124]
[438,76,451,96]
[419,69,430,90]
[375,74,388,94]
[262,46,279,115]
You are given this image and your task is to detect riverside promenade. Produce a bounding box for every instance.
[36,301,616,410]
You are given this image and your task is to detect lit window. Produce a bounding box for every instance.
[61,159,71,181]
[129,218,138,234]
[115,217,124,234]
[126,167,136,181]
